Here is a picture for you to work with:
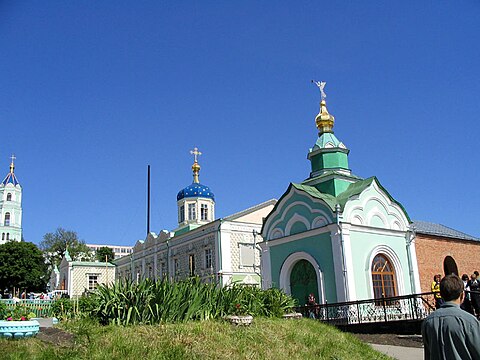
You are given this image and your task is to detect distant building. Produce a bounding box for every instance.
[115,148,276,286]
[0,156,22,244]
[86,244,133,259]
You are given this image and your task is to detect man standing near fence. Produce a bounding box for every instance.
[422,274,480,360]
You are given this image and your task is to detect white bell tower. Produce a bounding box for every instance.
[0,155,22,243]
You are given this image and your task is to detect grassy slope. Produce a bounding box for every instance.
[1,318,391,360]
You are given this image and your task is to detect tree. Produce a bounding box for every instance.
[0,241,49,293]
[39,227,92,267]
[96,246,115,263]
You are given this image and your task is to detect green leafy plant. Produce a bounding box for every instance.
[2,303,37,321]
[82,278,297,325]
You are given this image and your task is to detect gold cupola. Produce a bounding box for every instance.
[9,154,15,173]
[315,99,335,135]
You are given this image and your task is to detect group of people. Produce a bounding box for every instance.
[424,273,480,360]
[431,271,480,319]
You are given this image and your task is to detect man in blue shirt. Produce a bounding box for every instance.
[422,274,480,360]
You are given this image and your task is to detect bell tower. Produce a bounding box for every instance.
[0,155,23,243]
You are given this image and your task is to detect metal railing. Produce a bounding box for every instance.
[296,292,438,325]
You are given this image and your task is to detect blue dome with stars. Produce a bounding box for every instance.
[177,183,215,201]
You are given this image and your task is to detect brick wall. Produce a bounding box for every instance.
[415,234,480,293]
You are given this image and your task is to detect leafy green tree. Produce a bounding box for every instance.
[39,227,92,267]
[0,241,49,293]
[96,246,115,263]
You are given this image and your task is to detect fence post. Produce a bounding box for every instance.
[382,294,387,322]
[356,302,361,324]
[325,300,329,323]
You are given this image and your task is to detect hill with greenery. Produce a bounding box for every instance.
[1,318,390,360]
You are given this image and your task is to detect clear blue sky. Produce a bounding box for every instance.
[1,1,479,246]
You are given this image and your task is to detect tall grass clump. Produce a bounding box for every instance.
[86,278,296,325]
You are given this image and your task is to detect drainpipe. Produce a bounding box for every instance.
[336,204,349,301]
[406,225,416,294]
[216,219,223,286]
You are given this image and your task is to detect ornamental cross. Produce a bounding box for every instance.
[190,147,202,163]
[311,80,327,100]
[10,154,16,163]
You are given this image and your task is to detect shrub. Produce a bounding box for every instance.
[85,278,296,325]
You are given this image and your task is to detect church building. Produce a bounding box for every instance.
[260,85,420,306]
[115,148,276,287]
[0,156,22,244]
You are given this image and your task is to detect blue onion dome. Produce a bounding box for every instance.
[177,147,215,201]
[1,157,20,186]
[177,183,215,201]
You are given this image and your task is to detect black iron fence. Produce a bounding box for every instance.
[296,290,480,325]
[296,292,437,325]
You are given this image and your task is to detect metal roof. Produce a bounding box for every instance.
[412,220,479,242]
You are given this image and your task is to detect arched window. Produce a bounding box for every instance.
[371,254,398,301]
[6,233,9,240]
[1,233,4,240]
[6,193,12,201]
[4,213,10,226]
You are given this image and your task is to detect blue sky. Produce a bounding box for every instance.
[1,1,479,246]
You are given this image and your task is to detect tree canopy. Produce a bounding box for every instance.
[96,246,115,263]
[39,227,92,267]
[0,241,49,293]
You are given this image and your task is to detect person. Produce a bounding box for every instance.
[431,274,444,309]
[470,273,480,319]
[422,274,480,360]
[307,293,317,319]
[461,273,474,315]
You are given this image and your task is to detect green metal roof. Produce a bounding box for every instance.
[289,176,410,221]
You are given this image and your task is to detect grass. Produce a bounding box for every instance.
[0,318,391,360]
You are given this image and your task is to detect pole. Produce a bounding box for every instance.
[147,165,151,235]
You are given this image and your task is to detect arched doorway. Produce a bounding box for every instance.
[443,256,458,276]
[290,259,319,306]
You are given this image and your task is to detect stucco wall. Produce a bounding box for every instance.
[269,231,337,303]
[415,234,480,293]
[349,230,412,299]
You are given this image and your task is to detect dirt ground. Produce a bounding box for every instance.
[352,333,424,348]
[36,327,75,347]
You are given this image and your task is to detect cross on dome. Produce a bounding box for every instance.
[190,147,202,163]
[9,154,16,173]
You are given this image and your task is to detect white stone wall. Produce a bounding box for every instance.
[70,265,115,297]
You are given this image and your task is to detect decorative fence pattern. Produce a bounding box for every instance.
[0,299,54,318]
[296,292,438,325]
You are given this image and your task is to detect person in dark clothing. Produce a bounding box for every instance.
[422,274,480,360]
[470,273,480,319]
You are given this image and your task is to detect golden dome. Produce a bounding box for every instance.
[315,99,335,134]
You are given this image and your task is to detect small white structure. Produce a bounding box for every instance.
[53,249,115,298]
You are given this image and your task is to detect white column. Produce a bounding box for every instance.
[220,222,232,286]
[341,224,357,301]
[329,224,347,302]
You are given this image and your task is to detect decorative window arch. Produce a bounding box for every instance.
[4,213,10,226]
[371,254,398,302]
[6,193,12,201]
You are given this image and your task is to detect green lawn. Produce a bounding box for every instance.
[1,318,391,360]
